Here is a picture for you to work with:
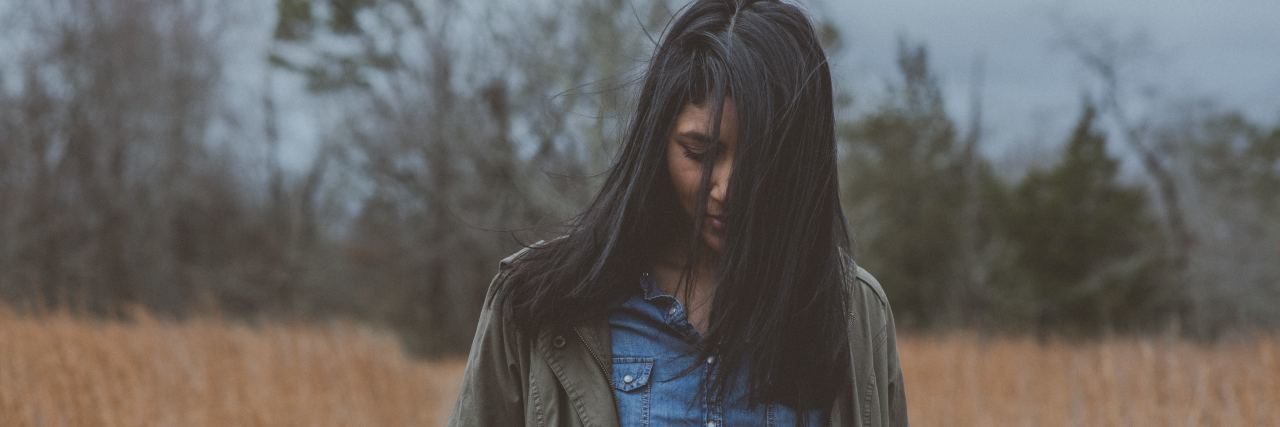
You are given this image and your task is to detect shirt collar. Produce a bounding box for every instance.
[638,271,673,303]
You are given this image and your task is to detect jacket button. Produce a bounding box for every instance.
[552,335,566,349]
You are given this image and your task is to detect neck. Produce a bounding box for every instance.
[652,239,718,336]
[653,240,717,296]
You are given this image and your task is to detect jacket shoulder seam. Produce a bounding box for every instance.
[497,235,567,270]
[854,266,890,308]
[497,244,537,270]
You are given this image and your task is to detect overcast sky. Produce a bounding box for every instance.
[225,0,1280,172]
[821,0,1280,163]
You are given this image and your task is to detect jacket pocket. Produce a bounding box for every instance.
[612,357,654,426]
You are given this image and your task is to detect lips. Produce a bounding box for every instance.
[706,215,724,231]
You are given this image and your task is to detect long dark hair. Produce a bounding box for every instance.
[499,0,853,409]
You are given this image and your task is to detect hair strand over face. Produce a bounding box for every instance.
[499,0,855,412]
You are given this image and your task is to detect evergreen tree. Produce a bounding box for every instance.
[840,41,1002,329]
[998,102,1172,335]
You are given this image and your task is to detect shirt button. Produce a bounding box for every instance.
[552,335,566,349]
[706,356,715,364]
[623,375,634,383]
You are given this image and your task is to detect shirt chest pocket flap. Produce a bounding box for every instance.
[611,357,654,392]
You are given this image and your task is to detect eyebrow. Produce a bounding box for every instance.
[676,131,725,146]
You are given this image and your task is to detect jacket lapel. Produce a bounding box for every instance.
[576,316,613,376]
[538,317,619,427]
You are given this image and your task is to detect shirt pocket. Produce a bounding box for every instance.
[611,357,654,426]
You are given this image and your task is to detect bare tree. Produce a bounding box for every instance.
[0,0,243,315]
[263,0,681,353]
[1156,102,1280,334]
[1052,14,1206,333]
[1059,32,1193,266]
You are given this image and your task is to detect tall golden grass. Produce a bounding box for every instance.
[0,306,464,426]
[900,333,1280,426]
[2,305,1276,426]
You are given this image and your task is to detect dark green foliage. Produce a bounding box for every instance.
[1006,104,1148,280]
[838,42,1186,336]
[995,103,1173,335]
[840,41,980,329]
[1193,113,1280,214]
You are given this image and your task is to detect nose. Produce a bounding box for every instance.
[709,155,732,204]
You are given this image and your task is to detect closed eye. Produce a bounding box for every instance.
[681,146,707,161]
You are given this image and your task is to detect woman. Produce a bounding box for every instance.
[449,0,907,426]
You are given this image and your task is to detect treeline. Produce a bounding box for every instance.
[842,43,1279,338]
[0,0,1275,356]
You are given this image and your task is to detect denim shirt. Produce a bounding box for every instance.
[607,271,827,426]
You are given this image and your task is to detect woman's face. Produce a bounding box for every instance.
[666,99,737,253]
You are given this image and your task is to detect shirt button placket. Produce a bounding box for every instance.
[713,399,725,427]
[705,354,723,427]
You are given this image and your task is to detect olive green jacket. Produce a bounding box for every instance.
[448,247,908,426]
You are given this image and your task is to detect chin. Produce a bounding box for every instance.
[702,234,722,253]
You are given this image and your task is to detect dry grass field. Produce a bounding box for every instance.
[899,333,1279,426]
[2,306,1277,426]
[0,306,466,426]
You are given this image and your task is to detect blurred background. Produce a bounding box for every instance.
[0,0,1277,424]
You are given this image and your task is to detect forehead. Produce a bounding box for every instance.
[672,99,738,144]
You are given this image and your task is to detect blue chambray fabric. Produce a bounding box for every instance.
[607,271,827,427]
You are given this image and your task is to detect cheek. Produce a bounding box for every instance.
[666,151,700,211]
